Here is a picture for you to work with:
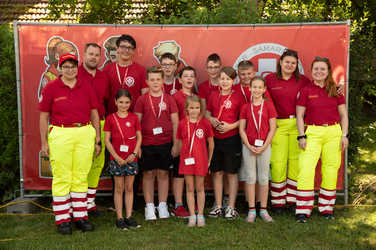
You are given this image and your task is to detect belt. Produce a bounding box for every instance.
[305,122,339,127]
[54,122,90,128]
[278,115,296,119]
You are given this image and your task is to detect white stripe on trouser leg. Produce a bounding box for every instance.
[71,192,88,220]
[71,192,87,198]
[296,191,314,197]
[296,200,314,207]
[295,209,312,215]
[271,181,287,188]
[53,203,70,211]
[286,178,297,203]
[271,190,287,198]
[73,211,87,218]
[87,188,97,210]
[318,198,335,205]
[319,205,334,213]
[271,199,287,205]
[53,194,70,202]
[56,214,70,222]
[72,201,87,208]
[320,189,336,196]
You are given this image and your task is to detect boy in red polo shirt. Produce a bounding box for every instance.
[134,66,180,221]
[160,53,182,95]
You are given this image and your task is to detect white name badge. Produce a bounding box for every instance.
[185,158,195,165]
[255,139,264,147]
[120,145,129,152]
[153,127,163,135]
[289,115,296,119]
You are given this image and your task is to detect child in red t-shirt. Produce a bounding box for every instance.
[104,89,142,229]
[177,95,214,226]
[239,76,277,223]
[160,53,182,95]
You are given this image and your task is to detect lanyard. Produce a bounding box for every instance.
[116,63,130,88]
[113,114,126,145]
[217,90,233,120]
[251,99,264,139]
[209,80,220,93]
[240,84,248,103]
[149,91,164,127]
[162,78,177,94]
[180,89,192,100]
[187,116,201,158]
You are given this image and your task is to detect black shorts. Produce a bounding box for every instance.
[139,142,173,171]
[210,134,242,174]
[172,156,184,178]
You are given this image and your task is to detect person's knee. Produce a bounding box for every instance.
[125,183,133,193]
[195,183,204,192]
[213,171,223,179]
[157,170,168,181]
[186,182,195,193]
[143,170,156,180]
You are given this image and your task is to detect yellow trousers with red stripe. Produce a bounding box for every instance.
[270,118,300,207]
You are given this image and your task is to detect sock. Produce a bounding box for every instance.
[260,207,267,215]
[248,207,256,214]
[175,202,183,209]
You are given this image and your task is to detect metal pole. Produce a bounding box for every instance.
[13,20,24,198]
[344,19,351,205]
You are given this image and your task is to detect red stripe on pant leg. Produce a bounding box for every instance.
[296,190,314,218]
[271,181,287,208]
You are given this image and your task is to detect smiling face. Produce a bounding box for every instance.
[160,58,177,78]
[116,41,135,63]
[280,55,298,77]
[146,72,164,94]
[311,61,329,83]
[238,68,255,86]
[206,61,221,80]
[115,96,131,113]
[83,46,101,70]
[250,79,266,99]
[219,72,235,93]
[60,60,78,81]
[179,70,196,91]
[187,101,201,119]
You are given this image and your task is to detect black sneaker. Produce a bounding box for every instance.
[296,214,307,223]
[323,213,335,220]
[88,209,105,217]
[57,222,72,235]
[288,203,297,214]
[116,218,128,230]
[75,219,94,232]
[273,207,284,215]
[124,217,141,228]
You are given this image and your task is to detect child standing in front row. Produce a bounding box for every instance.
[177,95,214,226]
[239,76,277,223]
[104,89,142,230]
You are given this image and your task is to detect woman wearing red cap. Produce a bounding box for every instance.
[39,53,102,234]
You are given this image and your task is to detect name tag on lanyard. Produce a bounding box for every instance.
[254,139,264,147]
[153,127,163,135]
[120,145,129,152]
[185,157,195,165]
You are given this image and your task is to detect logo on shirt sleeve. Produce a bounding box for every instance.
[196,129,204,139]
[159,102,167,111]
[39,95,43,103]
[126,77,135,87]
[224,100,232,109]
[170,89,178,95]
[296,92,300,99]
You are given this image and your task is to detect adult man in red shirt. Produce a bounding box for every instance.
[77,43,109,217]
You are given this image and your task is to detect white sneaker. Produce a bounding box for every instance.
[145,203,157,221]
[157,202,170,219]
[225,206,239,220]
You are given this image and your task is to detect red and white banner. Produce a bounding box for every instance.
[17,23,350,191]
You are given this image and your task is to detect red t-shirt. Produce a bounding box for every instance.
[232,83,274,104]
[296,82,346,125]
[102,61,147,115]
[239,100,278,146]
[77,65,109,117]
[103,112,141,161]
[206,90,246,139]
[197,80,221,103]
[265,73,311,118]
[38,77,99,125]
[177,117,214,176]
[163,78,182,95]
[134,92,179,146]
[172,90,196,121]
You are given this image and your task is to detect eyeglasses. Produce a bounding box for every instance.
[61,65,78,71]
[119,45,135,52]
[315,57,329,61]
[161,63,176,68]
[207,66,220,71]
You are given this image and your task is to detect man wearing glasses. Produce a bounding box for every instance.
[103,34,149,114]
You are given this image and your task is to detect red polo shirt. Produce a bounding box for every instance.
[38,77,99,125]
[197,80,221,103]
[103,61,147,115]
[296,82,345,125]
[233,82,274,104]
[265,73,311,118]
[172,90,195,121]
[77,65,109,117]
[239,101,278,146]
[134,92,179,146]
[163,78,182,95]
[206,90,246,139]
[103,112,141,161]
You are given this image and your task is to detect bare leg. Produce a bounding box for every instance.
[143,170,156,204]
[195,175,205,215]
[212,171,224,207]
[185,175,195,216]
[246,183,256,208]
[227,173,239,208]
[114,176,125,220]
[156,169,169,203]
[173,177,185,205]
[124,175,135,218]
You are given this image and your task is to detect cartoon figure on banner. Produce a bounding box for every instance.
[38,37,79,98]
[232,43,305,83]
[100,36,119,70]
[153,40,187,77]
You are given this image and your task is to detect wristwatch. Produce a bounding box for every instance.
[297,135,307,141]
[132,152,137,157]
[96,141,102,146]
[342,134,348,138]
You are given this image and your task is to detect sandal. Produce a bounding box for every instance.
[188,215,196,227]
[245,211,257,223]
[260,211,273,222]
[197,215,205,227]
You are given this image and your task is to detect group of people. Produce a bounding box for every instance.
[38,34,348,235]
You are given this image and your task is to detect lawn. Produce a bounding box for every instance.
[1,108,375,250]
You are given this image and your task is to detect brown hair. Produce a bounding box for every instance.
[250,76,270,101]
[146,66,164,80]
[115,89,132,101]
[238,60,254,71]
[184,95,203,117]
[310,58,339,98]
[275,49,301,82]
[219,66,237,80]
[206,53,221,66]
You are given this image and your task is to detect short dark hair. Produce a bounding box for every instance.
[160,53,177,63]
[84,43,101,53]
[146,66,164,80]
[219,66,237,80]
[179,66,196,78]
[115,89,132,101]
[116,34,136,48]
[206,53,221,66]
[238,60,254,71]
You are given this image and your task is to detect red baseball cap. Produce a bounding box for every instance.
[59,53,79,67]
